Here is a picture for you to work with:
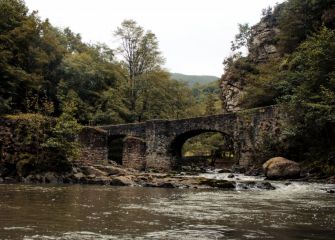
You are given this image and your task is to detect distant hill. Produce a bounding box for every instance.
[170,73,219,87]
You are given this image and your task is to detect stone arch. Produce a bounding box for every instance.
[107,134,127,164]
[169,129,235,169]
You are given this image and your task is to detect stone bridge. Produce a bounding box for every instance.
[78,106,283,171]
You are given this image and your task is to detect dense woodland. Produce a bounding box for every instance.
[0,0,220,123]
[0,0,334,175]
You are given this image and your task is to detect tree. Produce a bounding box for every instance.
[230,23,252,52]
[274,27,334,173]
[278,0,335,53]
[205,93,216,115]
[114,19,165,122]
[0,0,66,114]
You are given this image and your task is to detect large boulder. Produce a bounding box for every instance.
[263,157,301,180]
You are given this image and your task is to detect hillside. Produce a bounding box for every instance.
[219,0,335,175]
[170,73,219,86]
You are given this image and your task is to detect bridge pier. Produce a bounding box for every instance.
[122,137,146,170]
[144,120,175,171]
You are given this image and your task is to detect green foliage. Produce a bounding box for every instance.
[182,133,234,167]
[231,23,252,52]
[0,0,66,114]
[0,0,212,126]
[170,73,218,87]
[187,80,222,116]
[205,94,216,115]
[277,0,335,53]
[113,19,165,122]
[2,113,75,176]
[43,113,82,163]
[278,28,335,167]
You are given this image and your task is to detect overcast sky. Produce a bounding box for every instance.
[25,0,284,77]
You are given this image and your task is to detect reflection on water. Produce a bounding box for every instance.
[0,178,334,240]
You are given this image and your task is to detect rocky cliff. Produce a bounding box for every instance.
[220,12,281,113]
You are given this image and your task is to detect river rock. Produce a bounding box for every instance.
[73,172,85,180]
[326,176,335,184]
[198,178,236,189]
[263,157,301,180]
[232,165,246,174]
[4,176,17,183]
[238,181,276,190]
[94,165,128,176]
[110,176,133,186]
[256,182,276,190]
[157,182,176,188]
[80,166,108,177]
[218,169,231,173]
[238,181,256,190]
[144,181,176,188]
[227,174,235,178]
[44,172,59,184]
[86,177,111,185]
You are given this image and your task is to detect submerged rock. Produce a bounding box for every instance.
[232,165,246,174]
[217,169,231,173]
[238,181,256,190]
[4,177,18,183]
[198,178,236,189]
[263,157,301,180]
[143,181,176,188]
[238,181,276,190]
[227,174,235,178]
[86,177,111,185]
[257,182,276,190]
[44,172,59,184]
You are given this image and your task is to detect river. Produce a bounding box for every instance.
[0,173,334,240]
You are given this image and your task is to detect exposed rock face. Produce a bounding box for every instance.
[220,15,280,113]
[263,157,301,180]
[248,17,280,63]
[220,69,245,113]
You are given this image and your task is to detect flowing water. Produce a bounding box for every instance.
[0,173,334,240]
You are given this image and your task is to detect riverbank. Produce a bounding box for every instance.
[1,163,334,192]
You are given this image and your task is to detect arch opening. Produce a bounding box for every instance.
[107,135,126,165]
[170,130,235,171]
